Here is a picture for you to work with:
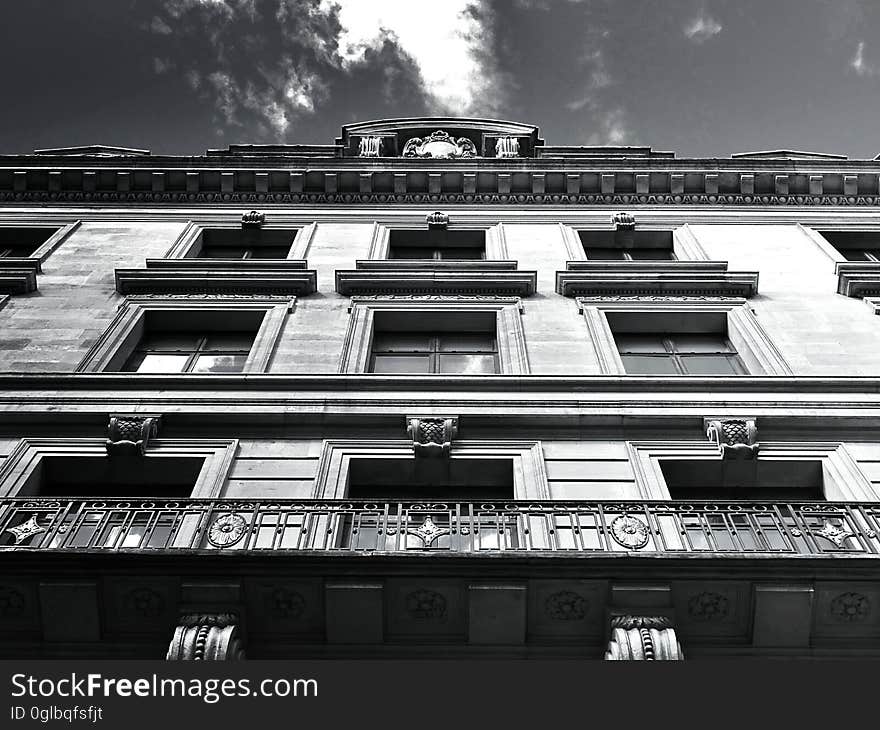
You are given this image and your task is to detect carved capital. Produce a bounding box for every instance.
[357,136,383,158]
[166,612,245,661]
[605,615,684,660]
[407,416,458,457]
[241,210,265,228]
[705,418,759,459]
[106,415,161,457]
[426,211,449,230]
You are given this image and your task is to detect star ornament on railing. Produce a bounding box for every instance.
[411,516,446,547]
[5,515,46,545]
[816,519,856,548]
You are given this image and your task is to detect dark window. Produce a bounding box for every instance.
[197,228,297,259]
[370,331,498,374]
[0,227,59,258]
[817,231,880,262]
[615,333,747,375]
[579,229,675,261]
[661,459,825,501]
[123,331,255,373]
[388,229,486,260]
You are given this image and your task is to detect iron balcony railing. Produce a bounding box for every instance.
[1,498,880,556]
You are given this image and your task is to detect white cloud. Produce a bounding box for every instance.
[683,12,722,44]
[326,0,503,115]
[852,41,880,77]
[584,108,633,146]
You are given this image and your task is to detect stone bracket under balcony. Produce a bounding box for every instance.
[336,260,537,296]
[0,258,40,294]
[555,261,759,298]
[115,258,317,296]
[835,262,880,297]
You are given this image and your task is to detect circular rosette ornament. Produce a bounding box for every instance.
[207,513,248,548]
[610,514,650,550]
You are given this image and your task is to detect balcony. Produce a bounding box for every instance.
[2,498,879,557]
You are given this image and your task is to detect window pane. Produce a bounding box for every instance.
[680,354,745,375]
[371,333,432,352]
[389,246,431,259]
[247,246,291,259]
[199,246,248,259]
[192,354,248,373]
[584,247,627,260]
[614,334,666,353]
[437,334,495,352]
[203,332,256,351]
[671,334,731,353]
[371,354,431,373]
[130,354,190,373]
[436,247,485,260]
[138,332,201,350]
[620,354,679,374]
[437,354,497,374]
[629,248,674,260]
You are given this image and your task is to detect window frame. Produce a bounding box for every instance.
[626,440,876,501]
[369,331,500,375]
[615,332,748,376]
[561,223,710,262]
[313,439,550,499]
[577,297,791,375]
[0,437,239,499]
[338,297,529,374]
[0,221,81,263]
[163,220,316,260]
[367,221,509,260]
[75,295,294,374]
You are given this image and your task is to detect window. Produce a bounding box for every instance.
[76,295,292,374]
[370,331,498,374]
[387,229,486,260]
[348,458,513,501]
[0,227,60,258]
[614,332,746,375]
[340,298,528,374]
[578,229,675,261]
[122,330,256,373]
[816,231,880,262]
[196,228,297,259]
[661,459,824,501]
[579,299,791,376]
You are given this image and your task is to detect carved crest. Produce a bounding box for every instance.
[426,211,449,229]
[241,210,265,228]
[605,615,684,661]
[611,211,636,231]
[166,612,245,661]
[106,415,161,457]
[407,416,458,457]
[402,131,477,159]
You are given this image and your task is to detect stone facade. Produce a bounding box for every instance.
[1,118,880,658]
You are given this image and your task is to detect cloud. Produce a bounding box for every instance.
[585,108,633,146]
[852,41,880,77]
[683,12,722,44]
[146,0,505,140]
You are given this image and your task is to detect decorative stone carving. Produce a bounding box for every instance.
[407,416,459,457]
[609,514,650,550]
[357,136,383,158]
[545,591,587,621]
[207,513,248,548]
[426,210,449,229]
[402,130,477,159]
[124,587,166,618]
[241,210,265,228]
[611,211,636,231]
[0,586,26,617]
[706,418,759,460]
[106,415,161,457]
[166,612,245,661]
[605,616,684,660]
[494,136,521,159]
[267,587,306,619]
[830,592,870,622]
[405,589,447,620]
[4,515,45,545]
[687,591,730,621]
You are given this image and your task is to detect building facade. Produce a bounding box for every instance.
[1,117,880,658]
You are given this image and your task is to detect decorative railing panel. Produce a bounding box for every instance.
[1,499,879,557]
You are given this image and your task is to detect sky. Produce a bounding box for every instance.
[2,0,880,158]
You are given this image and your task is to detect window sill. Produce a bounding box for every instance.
[335,266,537,296]
[835,261,880,297]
